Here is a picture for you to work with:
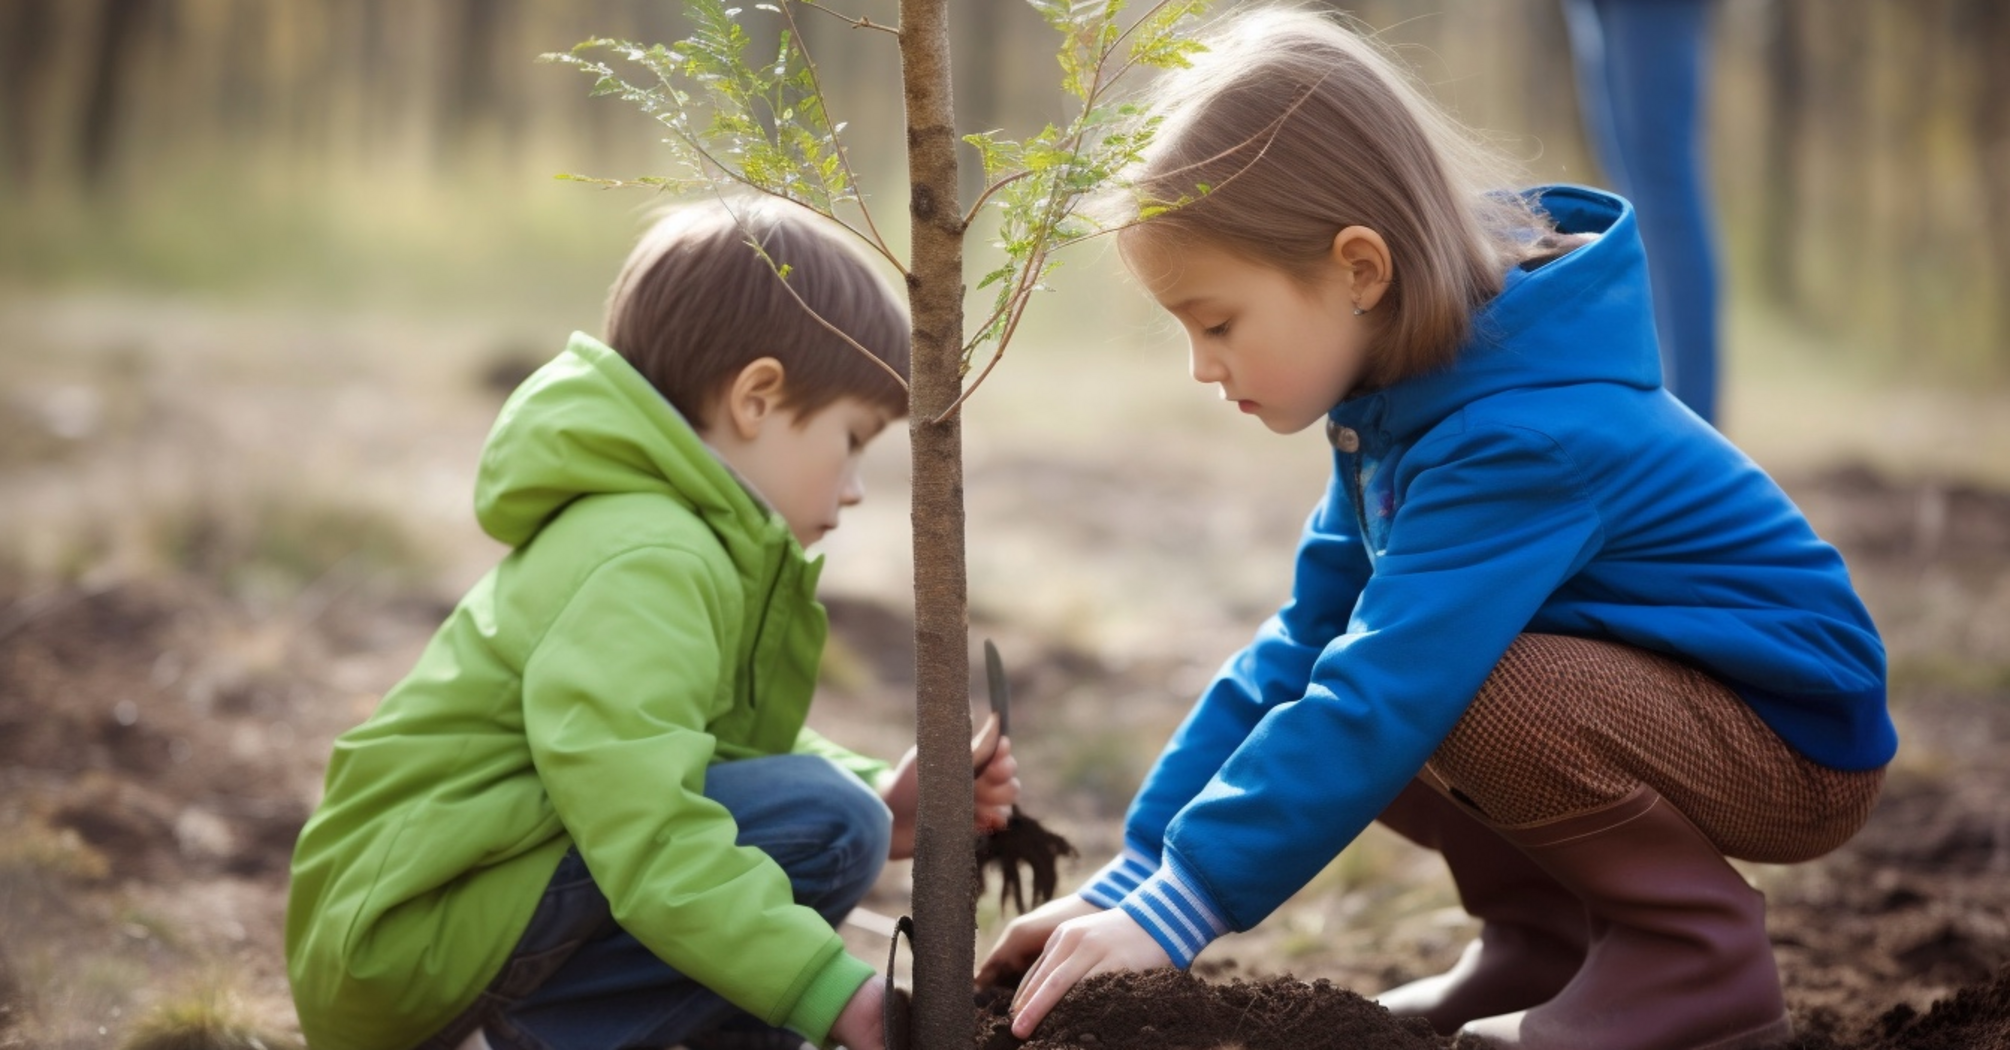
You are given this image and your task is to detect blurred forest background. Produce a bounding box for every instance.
[1,0,2007,372]
[3,2,2010,1048]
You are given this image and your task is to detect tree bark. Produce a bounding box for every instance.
[897,1,972,1047]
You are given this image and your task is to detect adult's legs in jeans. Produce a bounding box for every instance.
[488,754,892,1050]
[1563,0,1721,424]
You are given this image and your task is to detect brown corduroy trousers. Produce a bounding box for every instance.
[1424,634,1884,864]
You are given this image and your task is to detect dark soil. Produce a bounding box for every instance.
[976,971,1444,1050]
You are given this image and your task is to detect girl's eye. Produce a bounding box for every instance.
[1203,322,1231,338]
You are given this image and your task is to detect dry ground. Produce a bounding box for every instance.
[2,290,2007,1047]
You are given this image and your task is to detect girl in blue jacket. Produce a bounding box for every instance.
[981,10,1890,1050]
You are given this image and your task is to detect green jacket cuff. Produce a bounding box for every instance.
[783,948,878,1049]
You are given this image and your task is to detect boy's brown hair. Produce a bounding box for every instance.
[1120,7,1551,391]
[604,198,910,426]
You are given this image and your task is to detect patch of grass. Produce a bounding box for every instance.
[0,164,635,327]
[121,986,299,1050]
[0,817,112,884]
[3,475,438,604]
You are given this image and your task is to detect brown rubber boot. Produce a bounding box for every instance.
[1456,785,1793,1050]
[1373,777,1590,1034]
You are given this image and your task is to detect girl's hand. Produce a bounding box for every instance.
[878,713,1018,860]
[828,976,885,1050]
[1007,908,1172,1039]
[975,892,1100,990]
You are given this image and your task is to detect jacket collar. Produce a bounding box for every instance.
[474,332,804,580]
[1330,185,1661,443]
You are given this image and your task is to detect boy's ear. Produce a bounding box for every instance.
[1331,226,1393,313]
[715,357,789,441]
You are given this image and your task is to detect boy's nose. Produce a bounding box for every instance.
[839,470,866,507]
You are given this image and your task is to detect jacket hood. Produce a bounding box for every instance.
[1333,185,1661,440]
[474,332,782,556]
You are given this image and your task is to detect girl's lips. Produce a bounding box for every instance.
[1236,400,1260,413]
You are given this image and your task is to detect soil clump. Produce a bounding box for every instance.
[975,970,1443,1050]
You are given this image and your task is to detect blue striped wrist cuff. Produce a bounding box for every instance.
[1115,854,1230,969]
[1078,846,1156,909]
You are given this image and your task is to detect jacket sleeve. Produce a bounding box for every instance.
[1116,424,1605,967]
[1080,469,1372,908]
[793,726,892,787]
[522,547,871,1042]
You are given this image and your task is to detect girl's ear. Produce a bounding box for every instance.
[714,357,788,442]
[1331,226,1394,313]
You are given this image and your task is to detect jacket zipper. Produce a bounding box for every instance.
[744,552,789,709]
[1348,452,1372,543]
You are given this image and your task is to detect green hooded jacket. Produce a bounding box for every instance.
[286,333,886,1049]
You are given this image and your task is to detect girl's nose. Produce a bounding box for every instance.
[1189,341,1227,385]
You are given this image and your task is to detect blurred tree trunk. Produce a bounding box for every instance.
[898,0,974,1046]
[442,0,514,150]
[78,0,158,189]
[1759,0,1806,310]
[1968,0,2010,355]
[0,0,55,184]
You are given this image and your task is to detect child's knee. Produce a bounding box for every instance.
[749,755,891,908]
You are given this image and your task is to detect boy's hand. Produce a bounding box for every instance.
[1006,908,1172,1039]
[975,892,1099,990]
[878,713,1020,861]
[829,977,885,1050]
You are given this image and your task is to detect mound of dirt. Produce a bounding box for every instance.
[1783,966,2010,1050]
[976,970,1444,1050]
[983,965,2010,1050]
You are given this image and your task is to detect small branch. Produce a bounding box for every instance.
[1108,0,1187,54]
[961,168,1037,228]
[799,1,899,35]
[670,121,913,276]
[773,265,911,393]
[720,197,911,394]
[932,276,1035,424]
[782,1,902,271]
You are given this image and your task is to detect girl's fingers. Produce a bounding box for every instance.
[1010,949,1086,1039]
[1010,935,1061,1017]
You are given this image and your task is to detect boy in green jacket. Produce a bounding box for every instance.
[285,199,1020,1050]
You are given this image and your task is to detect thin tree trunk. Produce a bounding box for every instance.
[898,0,972,1047]
[77,0,155,189]
[1968,0,2010,358]
[1759,0,1805,311]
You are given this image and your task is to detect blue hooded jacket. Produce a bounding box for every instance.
[1082,186,1893,968]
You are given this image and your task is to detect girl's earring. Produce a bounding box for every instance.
[1352,305,1366,317]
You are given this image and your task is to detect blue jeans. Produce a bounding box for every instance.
[417,754,892,1050]
[1563,0,1721,424]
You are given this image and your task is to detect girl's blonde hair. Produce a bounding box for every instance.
[1122,7,1548,389]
